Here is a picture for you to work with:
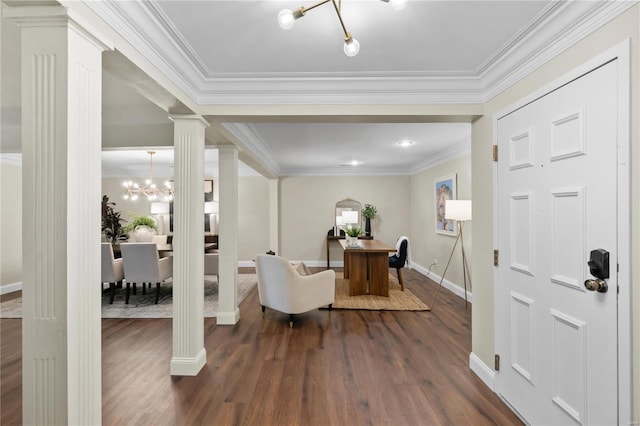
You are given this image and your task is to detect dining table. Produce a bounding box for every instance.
[156,242,217,257]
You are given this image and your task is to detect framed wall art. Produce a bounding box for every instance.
[435,173,457,236]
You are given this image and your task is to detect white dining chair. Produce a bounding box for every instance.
[101,243,125,304]
[120,243,173,304]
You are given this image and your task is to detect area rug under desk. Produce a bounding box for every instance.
[332,272,430,311]
[0,274,256,319]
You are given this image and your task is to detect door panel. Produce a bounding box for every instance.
[496,60,618,425]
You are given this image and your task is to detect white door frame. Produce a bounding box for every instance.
[492,39,632,423]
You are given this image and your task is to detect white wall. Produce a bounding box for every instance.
[279,175,411,264]
[238,176,270,261]
[410,154,471,292]
[0,160,22,288]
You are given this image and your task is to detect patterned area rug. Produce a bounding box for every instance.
[0,274,256,319]
[333,272,430,311]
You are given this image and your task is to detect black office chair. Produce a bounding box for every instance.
[389,237,408,291]
[389,237,409,291]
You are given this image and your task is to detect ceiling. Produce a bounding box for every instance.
[2,1,627,177]
[153,1,549,76]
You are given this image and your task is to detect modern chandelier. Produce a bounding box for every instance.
[123,151,174,201]
[277,0,407,57]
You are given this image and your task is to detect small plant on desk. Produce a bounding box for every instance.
[345,226,361,237]
[345,226,361,246]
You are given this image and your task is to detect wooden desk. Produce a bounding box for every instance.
[326,234,373,268]
[339,239,396,297]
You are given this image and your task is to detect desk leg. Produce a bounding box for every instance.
[349,252,368,296]
[343,251,350,278]
[369,252,390,297]
[327,239,330,269]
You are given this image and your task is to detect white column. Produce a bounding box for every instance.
[269,179,279,254]
[217,145,239,325]
[169,115,209,376]
[6,6,112,425]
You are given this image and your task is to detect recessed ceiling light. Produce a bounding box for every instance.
[396,140,415,148]
[341,160,361,166]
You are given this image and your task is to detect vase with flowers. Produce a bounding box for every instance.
[125,215,157,242]
[361,204,377,237]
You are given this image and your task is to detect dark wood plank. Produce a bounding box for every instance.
[0,267,522,426]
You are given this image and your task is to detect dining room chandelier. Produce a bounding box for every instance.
[123,151,173,201]
[277,0,407,57]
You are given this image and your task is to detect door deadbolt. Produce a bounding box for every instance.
[584,248,610,293]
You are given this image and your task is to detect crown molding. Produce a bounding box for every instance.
[474,2,565,76]
[480,0,637,102]
[81,1,633,107]
[221,123,281,176]
[82,0,202,102]
[409,138,471,175]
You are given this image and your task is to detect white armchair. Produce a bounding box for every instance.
[255,254,335,327]
[120,243,173,304]
[101,243,124,304]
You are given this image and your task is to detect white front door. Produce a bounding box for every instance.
[495,59,622,425]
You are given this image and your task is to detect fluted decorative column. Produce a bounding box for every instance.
[269,179,280,254]
[217,146,239,325]
[6,6,112,425]
[169,115,209,376]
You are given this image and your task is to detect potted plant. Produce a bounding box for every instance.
[125,215,157,242]
[345,226,361,246]
[101,195,129,246]
[362,204,377,237]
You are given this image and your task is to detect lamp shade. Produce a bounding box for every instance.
[342,210,358,225]
[445,200,472,221]
[150,202,170,215]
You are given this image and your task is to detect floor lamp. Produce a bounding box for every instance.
[430,200,472,310]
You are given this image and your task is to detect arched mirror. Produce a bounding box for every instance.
[335,198,362,231]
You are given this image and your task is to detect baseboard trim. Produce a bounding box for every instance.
[469,352,496,391]
[411,262,473,303]
[216,308,240,325]
[0,282,22,295]
[170,348,207,376]
[300,260,344,268]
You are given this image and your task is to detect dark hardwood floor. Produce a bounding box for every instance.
[1,268,521,425]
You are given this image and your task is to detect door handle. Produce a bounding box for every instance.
[584,248,609,293]
[584,278,608,293]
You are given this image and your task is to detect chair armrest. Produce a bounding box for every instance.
[114,259,124,281]
[288,269,335,313]
[158,257,173,281]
